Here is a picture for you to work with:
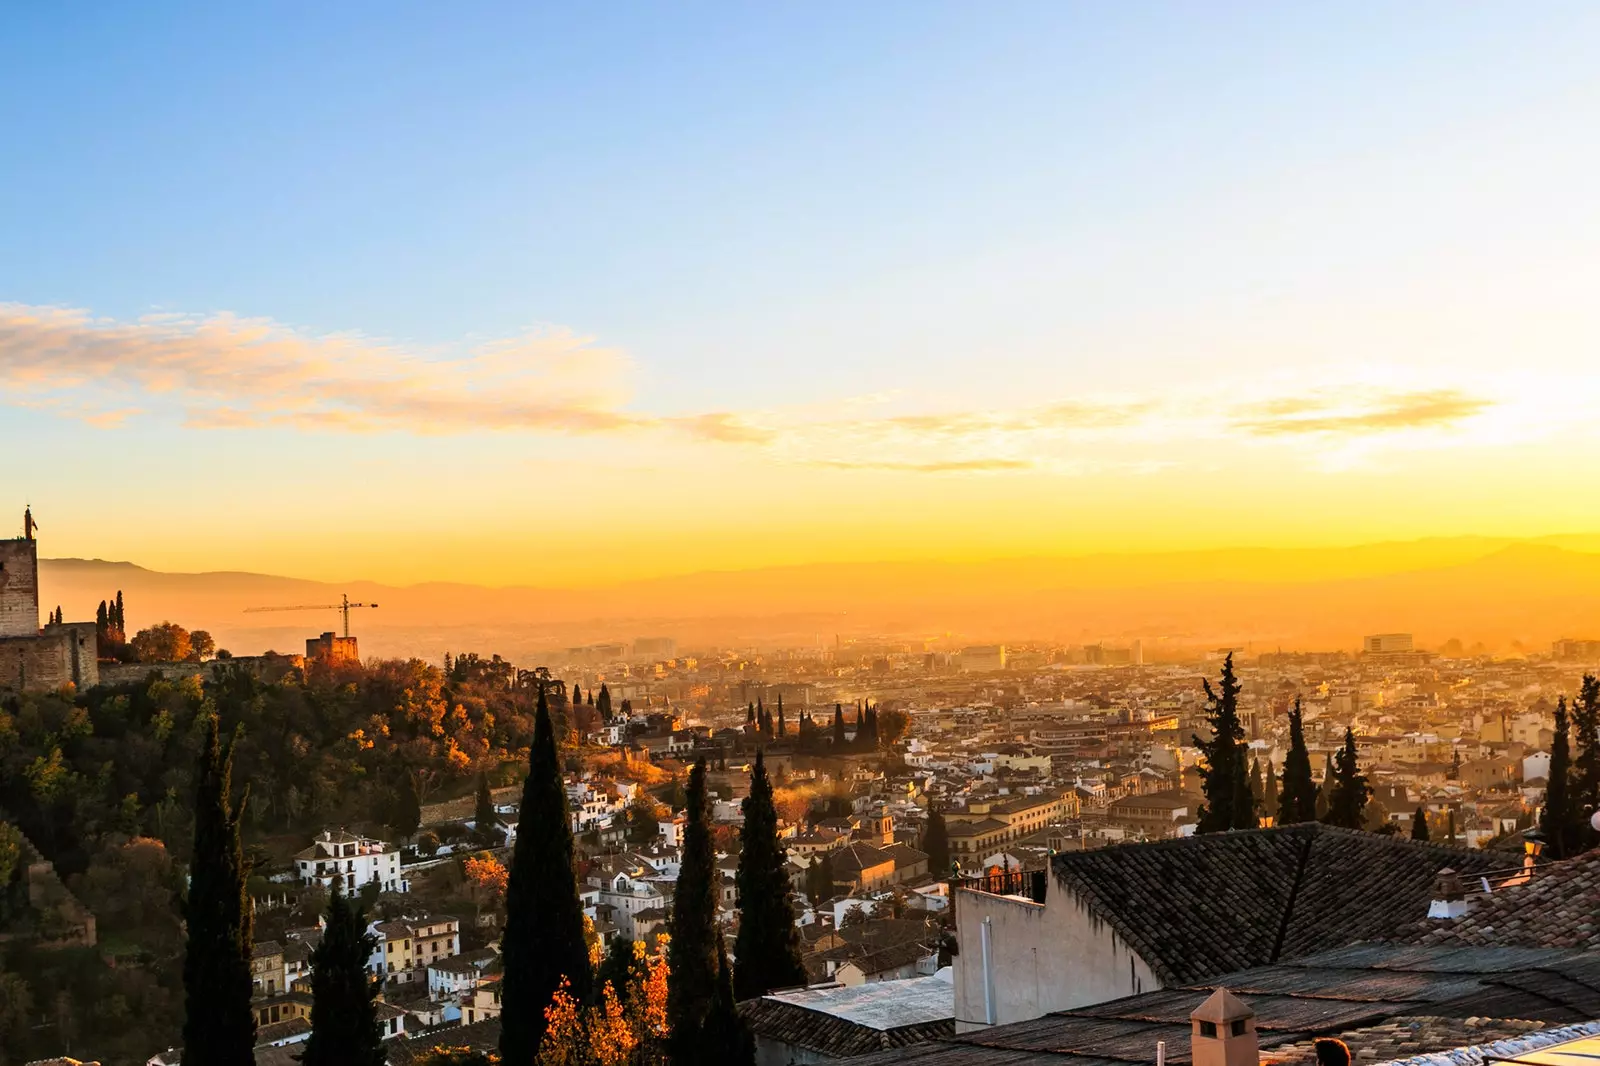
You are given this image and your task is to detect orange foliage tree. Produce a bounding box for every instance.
[536,936,670,1066]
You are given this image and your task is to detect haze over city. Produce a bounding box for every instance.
[7,7,1600,1066]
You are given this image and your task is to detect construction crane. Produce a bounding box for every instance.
[244,593,378,638]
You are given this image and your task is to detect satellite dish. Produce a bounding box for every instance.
[1591,810,1600,833]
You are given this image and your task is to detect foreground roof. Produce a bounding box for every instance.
[1049,823,1507,984]
[842,943,1600,1065]
[742,970,954,1058]
[1396,847,1600,948]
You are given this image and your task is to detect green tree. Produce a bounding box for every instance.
[922,804,950,876]
[832,705,846,748]
[1411,806,1430,841]
[303,884,386,1066]
[805,850,835,907]
[473,773,501,846]
[1540,696,1579,858]
[189,630,217,662]
[390,773,421,843]
[733,750,805,999]
[1193,654,1254,832]
[1573,674,1600,845]
[668,757,719,1058]
[1322,728,1369,830]
[1249,758,1264,809]
[182,713,256,1065]
[500,685,591,1060]
[596,683,612,719]
[1279,700,1318,823]
[701,938,756,1066]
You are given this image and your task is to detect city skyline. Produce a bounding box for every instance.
[8,3,1600,585]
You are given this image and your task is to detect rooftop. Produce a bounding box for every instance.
[740,969,954,1058]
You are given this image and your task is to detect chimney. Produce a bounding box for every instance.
[1191,988,1256,1066]
[1427,868,1470,920]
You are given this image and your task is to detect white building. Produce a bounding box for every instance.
[295,829,408,894]
[1363,633,1415,654]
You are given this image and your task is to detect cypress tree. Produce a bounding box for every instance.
[667,757,718,1058]
[1279,700,1317,823]
[1263,761,1279,823]
[1315,754,1333,822]
[747,703,756,727]
[302,884,385,1066]
[1193,654,1254,832]
[1540,696,1578,858]
[115,589,124,631]
[587,689,594,706]
[473,773,500,846]
[597,683,612,719]
[1249,759,1264,809]
[923,804,950,876]
[702,938,756,1066]
[1449,748,1462,780]
[390,773,421,842]
[183,713,256,1065]
[805,851,835,906]
[1446,808,1456,844]
[1410,806,1430,841]
[571,683,581,706]
[501,685,592,1061]
[1573,674,1600,847]
[777,695,785,738]
[832,705,846,748]
[1322,728,1369,830]
[732,751,805,1000]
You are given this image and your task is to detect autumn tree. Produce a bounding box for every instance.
[1278,699,1317,824]
[876,707,911,748]
[733,750,806,999]
[303,883,386,1066]
[189,630,217,662]
[1321,728,1369,830]
[667,758,718,1058]
[132,621,193,663]
[502,686,592,1061]
[182,714,256,1065]
[1193,654,1254,832]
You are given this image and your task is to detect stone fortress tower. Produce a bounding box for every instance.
[0,507,99,692]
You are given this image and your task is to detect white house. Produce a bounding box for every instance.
[295,829,408,894]
[428,949,498,1000]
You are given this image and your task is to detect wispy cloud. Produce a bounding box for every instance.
[0,303,743,439]
[808,457,1036,473]
[1231,389,1492,436]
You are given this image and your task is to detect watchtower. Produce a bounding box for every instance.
[0,509,40,638]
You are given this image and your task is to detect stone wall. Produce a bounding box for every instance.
[0,537,39,639]
[0,624,97,694]
[97,653,305,688]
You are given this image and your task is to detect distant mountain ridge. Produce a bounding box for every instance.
[35,534,1600,662]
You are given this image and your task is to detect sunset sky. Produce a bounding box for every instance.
[5,3,1600,586]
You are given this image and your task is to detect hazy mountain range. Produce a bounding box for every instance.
[36,534,1600,664]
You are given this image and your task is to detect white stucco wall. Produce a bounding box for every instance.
[952,884,1160,1032]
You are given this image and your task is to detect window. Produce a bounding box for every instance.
[1199,1022,1217,1038]
[1231,1020,1247,1037]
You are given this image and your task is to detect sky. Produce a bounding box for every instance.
[5,2,1600,586]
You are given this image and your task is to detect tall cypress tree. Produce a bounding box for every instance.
[733,751,805,1000]
[1572,674,1600,847]
[832,705,846,748]
[1193,654,1254,832]
[501,685,592,1061]
[390,773,421,843]
[303,884,385,1066]
[777,695,786,738]
[1540,696,1578,859]
[1410,806,1430,841]
[923,804,950,876]
[473,773,500,846]
[668,757,718,1057]
[1263,761,1279,823]
[1322,727,1369,830]
[1249,759,1264,809]
[183,714,255,1065]
[597,682,612,719]
[702,938,756,1066]
[1279,700,1317,823]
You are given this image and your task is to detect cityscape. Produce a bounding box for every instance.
[4,5,1600,1066]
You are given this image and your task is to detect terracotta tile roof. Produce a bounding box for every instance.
[1396,848,1600,948]
[1049,824,1506,984]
